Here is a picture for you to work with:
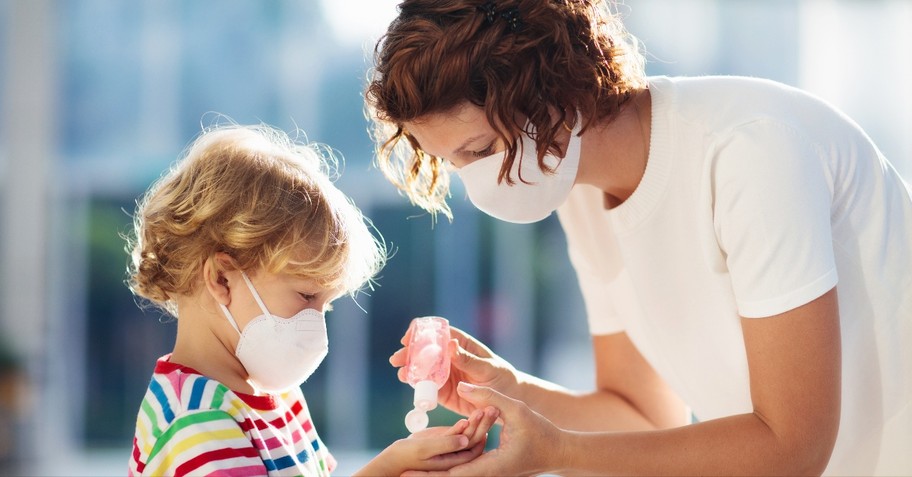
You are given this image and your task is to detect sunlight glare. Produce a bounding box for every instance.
[320,0,401,48]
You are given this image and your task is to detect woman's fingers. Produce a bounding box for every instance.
[393,325,498,376]
[456,382,521,420]
[390,346,407,366]
[400,324,414,346]
[449,339,498,383]
[449,326,495,359]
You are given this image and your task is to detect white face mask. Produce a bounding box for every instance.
[454,119,582,224]
[219,272,328,393]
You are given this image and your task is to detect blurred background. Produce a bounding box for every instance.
[0,0,909,475]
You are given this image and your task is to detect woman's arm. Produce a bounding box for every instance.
[515,331,690,431]
[392,326,689,432]
[448,287,842,476]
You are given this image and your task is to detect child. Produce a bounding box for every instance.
[125,123,497,476]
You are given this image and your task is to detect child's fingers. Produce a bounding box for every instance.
[413,434,469,460]
[466,406,499,447]
[442,419,469,436]
[460,409,482,442]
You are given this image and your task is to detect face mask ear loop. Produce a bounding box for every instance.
[219,304,242,335]
[241,272,272,317]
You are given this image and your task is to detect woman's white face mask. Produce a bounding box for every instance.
[454,120,582,224]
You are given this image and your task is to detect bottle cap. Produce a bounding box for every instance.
[405,408,429,433]
[413,380,439,411]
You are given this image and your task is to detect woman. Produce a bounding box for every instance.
[366,0,912,475]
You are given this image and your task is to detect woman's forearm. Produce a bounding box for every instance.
[555,412,832,476]
[513,371,683,432]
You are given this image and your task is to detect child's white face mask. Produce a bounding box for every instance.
[454,119,582,224]
[219,272,328,393]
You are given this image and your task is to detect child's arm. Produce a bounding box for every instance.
[353,406,499,477]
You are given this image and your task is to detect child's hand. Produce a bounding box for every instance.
[414,405,498,452]
[354,406,499,477]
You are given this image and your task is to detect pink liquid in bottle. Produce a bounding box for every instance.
[404,316,451,433]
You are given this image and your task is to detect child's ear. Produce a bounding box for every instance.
[203,252,237,306]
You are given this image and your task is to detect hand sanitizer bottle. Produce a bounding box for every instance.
[404,316,451,433]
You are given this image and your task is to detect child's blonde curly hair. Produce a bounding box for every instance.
[126,123,386,316]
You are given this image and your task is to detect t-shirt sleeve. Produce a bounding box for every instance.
[711,119,838,318]
[140,409,267,477]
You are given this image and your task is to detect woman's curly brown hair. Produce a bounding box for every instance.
[365,0,646,218]
[125,123,386,316]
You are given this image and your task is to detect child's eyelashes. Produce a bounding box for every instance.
[298,291,334,312]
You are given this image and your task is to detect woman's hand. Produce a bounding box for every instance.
[355,406,500,477]
[390,325,521,418]
[404,382,565,477]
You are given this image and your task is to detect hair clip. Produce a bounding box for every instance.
[478,1,498,23]
[500,7,522,32]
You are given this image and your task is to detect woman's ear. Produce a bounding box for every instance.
[203,252,237,306]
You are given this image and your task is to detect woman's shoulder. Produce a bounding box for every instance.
[648,74,856,145]
[648,74,817,108]
[648,74,795,90]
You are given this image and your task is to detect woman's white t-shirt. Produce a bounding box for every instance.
[557,75,912,476]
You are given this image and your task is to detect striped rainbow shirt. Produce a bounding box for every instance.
[128,355,336,476]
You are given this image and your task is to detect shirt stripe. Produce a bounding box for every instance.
[148,411,238,465]
[149,378,175,422]
[189,377,208,410]
[176,445,263,476]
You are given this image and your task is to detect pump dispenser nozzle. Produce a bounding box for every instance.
[403,317,450,433]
